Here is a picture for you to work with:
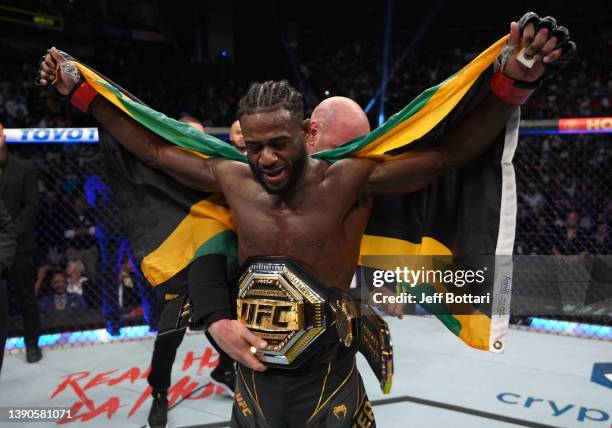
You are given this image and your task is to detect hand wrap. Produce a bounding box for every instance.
[69,79,99,113]
[490,71,534,106]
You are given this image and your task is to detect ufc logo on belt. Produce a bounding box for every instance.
[237,299,304,331]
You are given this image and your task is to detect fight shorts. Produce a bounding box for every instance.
[229,257,389,427]
[232,347,375,427]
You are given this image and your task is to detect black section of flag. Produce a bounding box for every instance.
[98,130,207,267]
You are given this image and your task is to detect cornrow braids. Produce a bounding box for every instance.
[237,80,304,120]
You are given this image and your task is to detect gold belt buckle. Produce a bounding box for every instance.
[236,259,327,367]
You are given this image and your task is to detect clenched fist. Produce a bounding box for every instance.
[501,12,576,84]
[36,47,80,96]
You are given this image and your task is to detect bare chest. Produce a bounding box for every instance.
[231,198,369,289]
[218,160,373,287]
[232,195,339,256]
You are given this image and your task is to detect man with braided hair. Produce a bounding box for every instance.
[37,13,575,427]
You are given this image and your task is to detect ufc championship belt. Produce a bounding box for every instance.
[236,257,394,393]
[359,304,393,394]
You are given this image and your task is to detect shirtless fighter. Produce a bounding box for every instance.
[37,13,574,427]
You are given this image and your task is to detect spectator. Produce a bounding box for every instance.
[34,263,56,296]
[117,258,140,310]
[66,259,95,308]
[38,271,88,313]
[553,211,589,255]
[64,196,99,283]
[591,222,612,255]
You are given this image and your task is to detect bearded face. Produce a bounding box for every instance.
[241,108,310,195]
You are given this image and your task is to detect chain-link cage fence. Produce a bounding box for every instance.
[4,130,611,348]
[6,142,159,347]
[512,132,612,333]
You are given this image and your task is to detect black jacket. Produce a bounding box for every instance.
[0,154,40,253]
[0,198,16,274]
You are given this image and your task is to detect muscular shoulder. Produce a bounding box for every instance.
[213,159,253,190]
[323,157,377,188]
[214,158,249,176]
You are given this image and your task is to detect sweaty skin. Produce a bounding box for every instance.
[37,20,565,370]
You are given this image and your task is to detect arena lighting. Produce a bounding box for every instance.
[3,127,230,143]
[364,0,446,115]
[0,5,64,31]
[5,325,156,351]
[4,127,99,143]
[520,117,612,135]
[7,319,608,351]
[529,318,612,339]
[377,0,395,126]
[519,129,611,135]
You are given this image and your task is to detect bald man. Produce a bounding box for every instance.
[307,97,406,319]
[307,96,371,154]
[229,120,246,154]
[179,115,206,133]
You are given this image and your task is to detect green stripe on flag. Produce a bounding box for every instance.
[401,283,463,336]
[433,314,462,337]
[192,229,239,261]
[97,81,247,162]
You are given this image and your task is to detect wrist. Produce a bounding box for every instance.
[69,80,99,113]
[490,71,535,106]
[207,315,232,334]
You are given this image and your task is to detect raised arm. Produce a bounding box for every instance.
[366,91,514,194]
[37,48,220,193]
[366,15,575,195]
[91,97,221,192]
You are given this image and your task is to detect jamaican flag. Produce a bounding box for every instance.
[71,35,516,352]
